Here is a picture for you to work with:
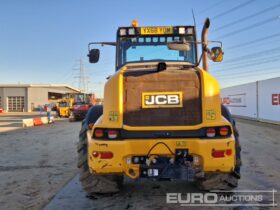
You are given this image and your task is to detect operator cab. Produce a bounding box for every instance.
[74,94,90,105]
[88,20,224,71]
[116,21,198,70]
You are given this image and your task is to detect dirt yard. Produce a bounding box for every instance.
[44,118,280,210]
[0,118,80,210]
[0,117,279,210]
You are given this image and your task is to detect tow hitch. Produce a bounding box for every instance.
[133,149,201,181]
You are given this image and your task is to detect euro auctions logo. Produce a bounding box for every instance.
[167,193,219,205]
[166,190,277,207]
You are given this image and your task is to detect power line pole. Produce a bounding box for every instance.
[79,59,86,93]
[74,59,89,93]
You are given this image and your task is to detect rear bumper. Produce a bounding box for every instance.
[87,132,236,179]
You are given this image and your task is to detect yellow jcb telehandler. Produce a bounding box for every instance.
[77,18,241,194]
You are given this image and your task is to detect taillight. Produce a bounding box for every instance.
[93,128,120,139]
[108,130,118,139]
[92,151,113,159]
[205,126,231,138]
[94,129,104,138]
[219,127,229,136]
[212,149,232,158]
[100,151,114,159]
[206,128,216,138]
[212,150,225,158]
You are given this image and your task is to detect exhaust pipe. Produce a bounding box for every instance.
[201,18,210,71]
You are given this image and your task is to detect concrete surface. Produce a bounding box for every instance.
[0,116,279,210]
[0,112,61,133]
[0,119,80,210]
[0,112,48,133]
[43,118,280,210]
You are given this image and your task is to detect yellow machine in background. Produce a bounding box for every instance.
[57,95,74,118]
[77,19,241,195]
[57,93,95,121]
[57,99,74,117]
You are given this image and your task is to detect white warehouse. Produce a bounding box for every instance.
[0,84,80,112]
[221,77,280,124]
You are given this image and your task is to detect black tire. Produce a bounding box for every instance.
[221,105,242,171]
[197,173,238,191]
[77,106,123,195]
[197,105,241,191]
[85,105,103,125]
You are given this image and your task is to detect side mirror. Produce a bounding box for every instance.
[88,49,100,63]
[209,47,223,62]
[167,42,191,51]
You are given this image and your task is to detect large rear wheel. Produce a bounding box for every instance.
[197,105,241,191]
[77,106,123,195]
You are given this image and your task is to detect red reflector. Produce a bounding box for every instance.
[100,151,114,159]
[220,127,229,136]
[108,130,118,139]
[212,150,225,158]
[92,151,99,158]
[95,129,104,138]
[206,128,216,138]
[225,149,232,156]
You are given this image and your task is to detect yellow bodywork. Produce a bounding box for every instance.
[58,107,70,117]
[57,98,74,117]
[87,65,236,179]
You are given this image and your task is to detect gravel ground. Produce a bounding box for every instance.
[0,117,279,210]
[45,118,280,210]
[0,119,80,210]
[0,112,47,133]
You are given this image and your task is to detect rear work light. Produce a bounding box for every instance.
[128,28,136,35]
[206,128,216,138]
[119,28,127,36]
[108,130,119,139]
[178,27,186,34]
[186,27,194,35]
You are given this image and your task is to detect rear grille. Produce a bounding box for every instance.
[123,69,202,126]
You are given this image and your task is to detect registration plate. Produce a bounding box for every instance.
[140,27,173,35]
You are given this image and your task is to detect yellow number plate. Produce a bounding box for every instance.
[140,27,173,35]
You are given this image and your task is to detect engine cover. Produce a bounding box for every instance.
[123,68,202,126]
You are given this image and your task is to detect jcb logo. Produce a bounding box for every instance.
[142,92,183,108]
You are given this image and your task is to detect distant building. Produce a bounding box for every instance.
[221,77,280,124]
[0,84,81,112]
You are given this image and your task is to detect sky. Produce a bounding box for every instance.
[0,0,280,97]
